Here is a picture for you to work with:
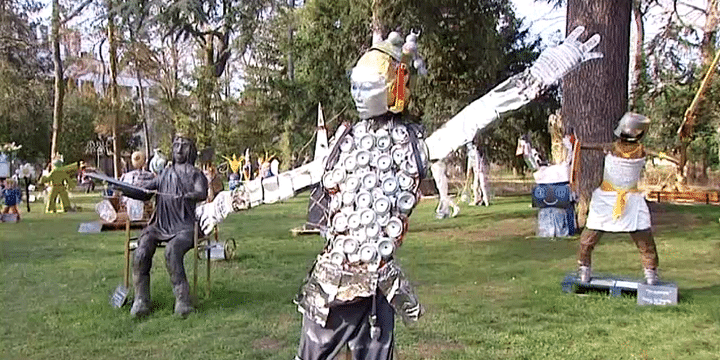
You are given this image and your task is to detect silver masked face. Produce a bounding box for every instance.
[350,67,388,119]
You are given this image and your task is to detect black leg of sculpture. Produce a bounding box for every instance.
[131,233,157,317]
[165,231,195,316]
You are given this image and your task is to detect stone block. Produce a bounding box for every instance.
[637,282,678,306]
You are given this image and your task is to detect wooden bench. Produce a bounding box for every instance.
[646,190,720,205]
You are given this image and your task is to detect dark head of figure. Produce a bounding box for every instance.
[614,112,650,143]
[172,135,197,165]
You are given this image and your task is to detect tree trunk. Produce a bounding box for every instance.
[107,0,120,178]
[629,0,645,108]
[135,66,150,169]
[371,0,385,44]
[680,0,718,186]
[50,0,64,162]
[701,0,718,63]
[562,0,632,227]
[198,33,215,149]
[287,0,295,82]
[701,0,720,168]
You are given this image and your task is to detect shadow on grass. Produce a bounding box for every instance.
[199,286,298,311]
[4,245,121,264]
[678,283,720,303]
[411,209,535,234]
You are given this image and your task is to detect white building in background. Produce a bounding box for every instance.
[62,32,160,173]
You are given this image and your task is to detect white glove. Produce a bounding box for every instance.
[529,26,602,87]
[195,189,250,236]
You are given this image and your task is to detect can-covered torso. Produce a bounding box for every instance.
[296,118,428,326]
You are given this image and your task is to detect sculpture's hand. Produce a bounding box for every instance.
[529,26,602,87]
[196,194,225,236]
[195,188,250,235]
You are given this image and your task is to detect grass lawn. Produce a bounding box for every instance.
[2,191,720,359]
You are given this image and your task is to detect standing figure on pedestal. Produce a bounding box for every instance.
[577,112,660,285]
[77,163,96,193]
[122,134,208,317]
[2,177,22,221]
[467,143,490,206]
[431,158,460,218]
[149,148,167,176]
[196,26,603,360]
[38,155,78,213]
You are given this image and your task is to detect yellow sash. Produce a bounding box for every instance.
[600,181,640,220]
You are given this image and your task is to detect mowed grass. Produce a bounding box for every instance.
[2,191,720,359]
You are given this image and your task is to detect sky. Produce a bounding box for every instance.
[34,0,711,95]
[512,0,567,45]
[37,0,710,47]
[35,0,569,47]
[512,0,711,46]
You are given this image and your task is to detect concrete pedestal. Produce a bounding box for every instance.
[562,273,678,305]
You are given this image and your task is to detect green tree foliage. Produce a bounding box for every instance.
[240,0,367,168]
[644,68,720,171]
[56,92,103,162]
[122,0,268,149]
[0,0,47,76]
[0,60,53,162]
[0,0,53,162]
[242,0,547,170]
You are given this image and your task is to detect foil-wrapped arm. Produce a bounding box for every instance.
[195,159,325,235]
[425,26,601,161]
[195,119,337,235]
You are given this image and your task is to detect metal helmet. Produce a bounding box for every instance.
[350,31,423,118]
[614,112,650,141]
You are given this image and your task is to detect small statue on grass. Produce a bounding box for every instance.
[1,177,22,222]
[38,155,78,213]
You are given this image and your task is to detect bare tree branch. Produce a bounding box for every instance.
[60,0,94,26]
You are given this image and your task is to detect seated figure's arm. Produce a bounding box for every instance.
[425,26,602,161]
[184,172,208,202]
[119,175,158,202]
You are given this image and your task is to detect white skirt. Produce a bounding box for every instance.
[585,188,651,232]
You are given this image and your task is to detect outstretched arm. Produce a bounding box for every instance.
[195,121,338,235]
[195,159,325,235]
[425,26,602,161]
[580,142,613,153]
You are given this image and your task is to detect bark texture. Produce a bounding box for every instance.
[562,0,632,226]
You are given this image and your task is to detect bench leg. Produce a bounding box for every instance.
[124,220,131,288]
[193,223,198,301]
[206,249,211,298]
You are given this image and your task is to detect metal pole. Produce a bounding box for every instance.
[24,177,30,212]
[124,219,130,288]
